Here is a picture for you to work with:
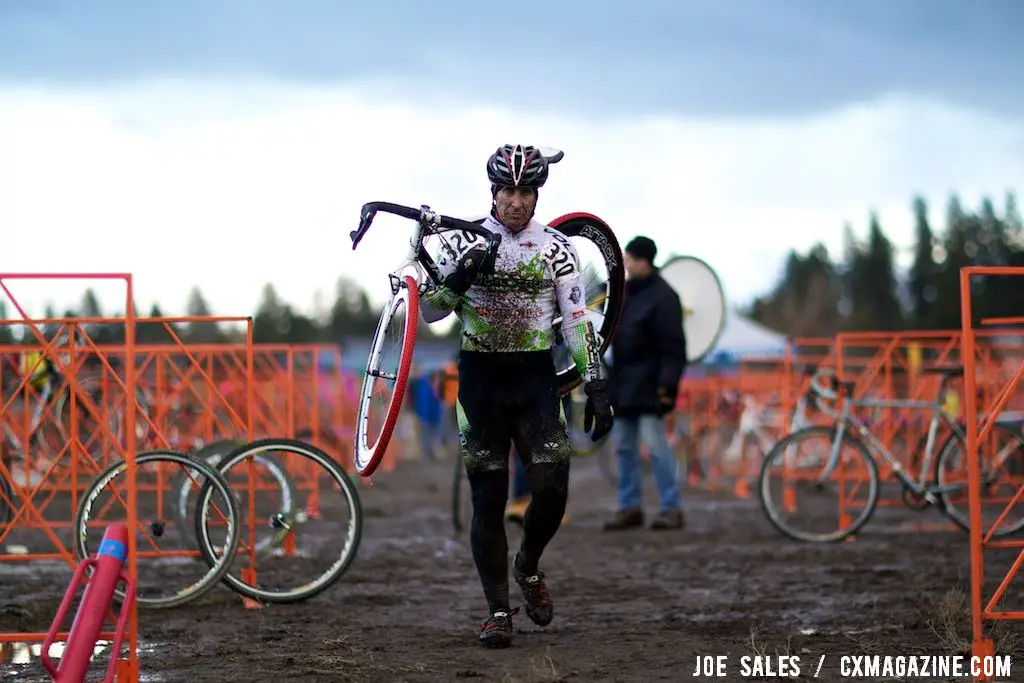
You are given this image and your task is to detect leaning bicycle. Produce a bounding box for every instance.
[758,366,1024,542]
[349,153,625,477]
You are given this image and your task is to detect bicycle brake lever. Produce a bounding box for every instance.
[351,213,374,249]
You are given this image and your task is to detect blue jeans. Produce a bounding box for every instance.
[613,415,681,512]
[417,418,441,462]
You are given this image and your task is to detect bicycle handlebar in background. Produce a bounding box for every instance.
[809,367,855,403]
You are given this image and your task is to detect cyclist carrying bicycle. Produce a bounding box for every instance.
[421,143,614,648]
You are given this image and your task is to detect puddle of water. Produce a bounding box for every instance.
[795,624,885,637]
[433,538,461,558]
[0,639,161,668]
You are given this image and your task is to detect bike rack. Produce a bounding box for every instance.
[0,273,140,682]
[959,265,1024,682]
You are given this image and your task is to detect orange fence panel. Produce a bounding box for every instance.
[959,265,1024,681]
[678,329,1024,542]
[0,273,139,682]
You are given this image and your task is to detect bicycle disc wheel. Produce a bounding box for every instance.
[354,275,418,476]
[73,449,241,609]
[548,213,625,396]
[757,427,879,543]
[195,438,364,604]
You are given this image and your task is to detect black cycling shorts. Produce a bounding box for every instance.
[456,350,571,474]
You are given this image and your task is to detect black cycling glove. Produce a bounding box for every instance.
[443,247,488,295]
[584,379,614,442]
[655,386,676,417]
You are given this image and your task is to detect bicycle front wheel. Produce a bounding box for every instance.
[757,427,879,543]
[73,449,241,609]
[354,275,418,476]
[195,438,364,604]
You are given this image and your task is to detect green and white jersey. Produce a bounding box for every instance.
[422,215,604,383]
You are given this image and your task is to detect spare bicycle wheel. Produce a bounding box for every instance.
[73,449,241,609]
[354,275,419,477]
[195,438,364,604]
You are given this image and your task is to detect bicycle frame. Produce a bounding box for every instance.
[821,392,959,495]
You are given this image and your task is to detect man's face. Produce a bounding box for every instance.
[494,186,537,231]
[624,252,653,280]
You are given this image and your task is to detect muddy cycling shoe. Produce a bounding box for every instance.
[479,607,518,648]
[513,554,554,626]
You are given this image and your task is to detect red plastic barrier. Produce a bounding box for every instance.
[40,523,136,682]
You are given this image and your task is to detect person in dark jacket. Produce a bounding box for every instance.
[603,236,688,531]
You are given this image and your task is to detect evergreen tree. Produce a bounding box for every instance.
[327,276,379,341]
[931,194,972,330]
[184,286,226,342]
[862,212,902,330]
[908,196,940,328]
[253,283,292,343]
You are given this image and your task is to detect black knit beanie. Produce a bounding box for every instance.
[625,236,657,264]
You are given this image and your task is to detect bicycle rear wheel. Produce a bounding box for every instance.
[548,213,625,396]
[935,423,1024,535]
[354,275,419,476]
[195,438,364,604]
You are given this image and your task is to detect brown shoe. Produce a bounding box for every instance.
[602,508,644,531]
[504,496,530,525]
[650,509,684,530]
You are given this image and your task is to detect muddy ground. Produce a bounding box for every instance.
[2,455,1023,682]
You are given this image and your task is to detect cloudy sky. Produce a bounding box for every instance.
[1,0,1021,322]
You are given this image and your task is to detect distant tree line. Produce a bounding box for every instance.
[0,190,1019,347]
[747,192,1024,337]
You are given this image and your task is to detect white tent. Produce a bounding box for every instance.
[707,309,789,360]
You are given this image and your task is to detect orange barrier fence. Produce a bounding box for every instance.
[960,266,1024,681]
[0,273,140,682]
[675,329,1024,540]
